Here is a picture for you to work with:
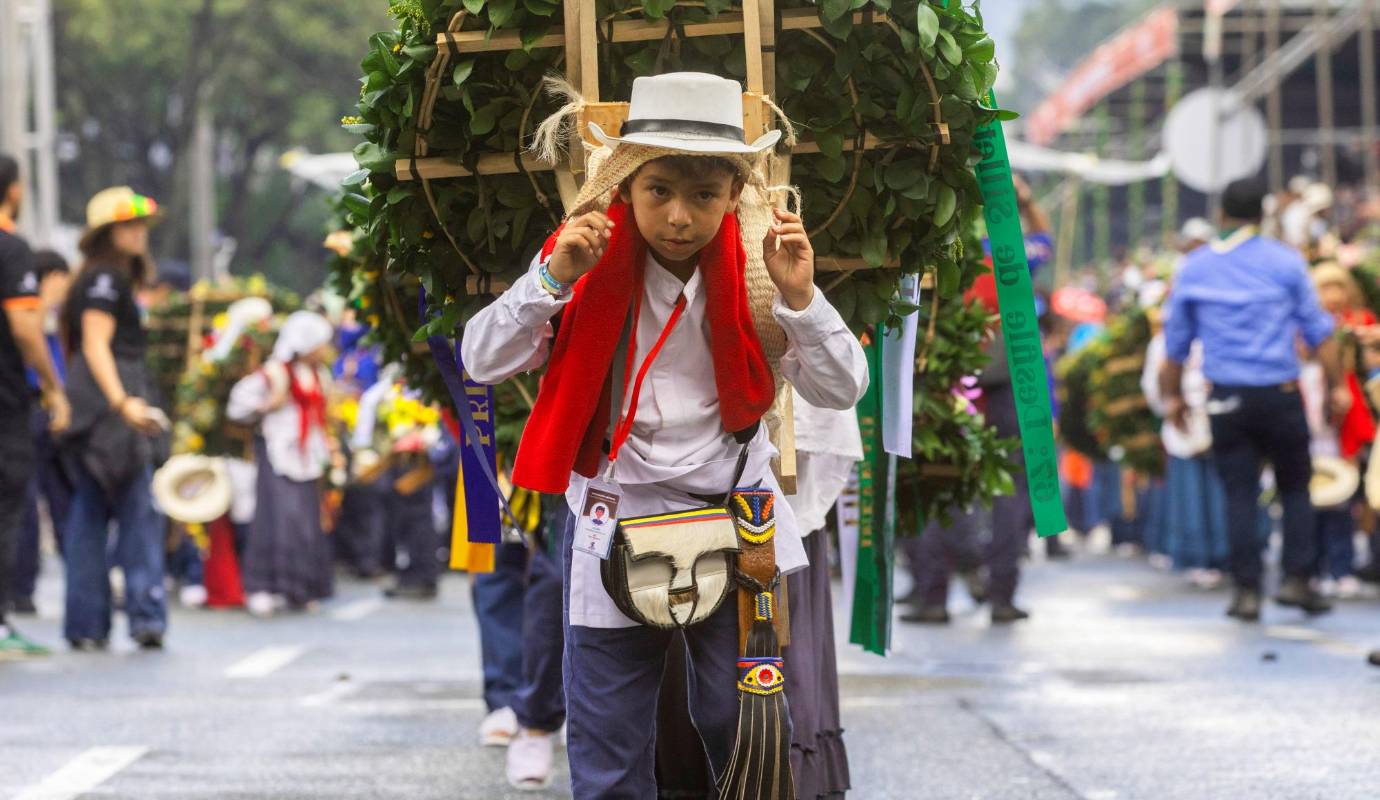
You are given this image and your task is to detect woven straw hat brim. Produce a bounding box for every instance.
[570,144,788,379]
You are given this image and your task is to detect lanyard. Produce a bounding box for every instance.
[607,278,688,467]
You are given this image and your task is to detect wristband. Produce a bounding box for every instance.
[538,262,572,297]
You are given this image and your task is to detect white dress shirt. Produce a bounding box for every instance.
[461,253,869,627]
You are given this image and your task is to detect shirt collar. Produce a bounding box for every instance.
[1209,225,1258,254]
[645,252,703,304]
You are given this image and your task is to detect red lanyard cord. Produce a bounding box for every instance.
[608,292,688,465]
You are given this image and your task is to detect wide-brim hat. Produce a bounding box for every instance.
[586,72,781,156]
[80,186,162,250]
[152,455,233,524]
[1311,455,1359,510]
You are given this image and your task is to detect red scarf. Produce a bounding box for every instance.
[285,363,327,454]
[511,200,776,493]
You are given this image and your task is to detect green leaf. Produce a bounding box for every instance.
[815,132,844,160]
[883,160,924,192]
[386,186,411,205]
[966,35,996,64]
[469,105,497,135]
[452,59,475,86]
[820,0,851,23]
[861,229,888,268]
[487,0,516,28]
[937,260,961,296]
[341,192,371,218]
[341,168,370,189]
[402,44,437,63]
[353,141,395,173]
[462,0,486,15]
[915,4,940,49]
[933,185,957,227]
[937,30,962,65]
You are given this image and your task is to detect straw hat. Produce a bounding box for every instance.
[546,73,792,372]
[1311,455,1359,510]
[152,455,233,524]
[80,186,161,250]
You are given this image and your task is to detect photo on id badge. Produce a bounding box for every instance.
[575,486,621,559]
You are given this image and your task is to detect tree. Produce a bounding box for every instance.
[52,0,390,291]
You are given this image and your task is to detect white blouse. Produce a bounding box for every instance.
[461,253,869,628]
[227,361,333,483]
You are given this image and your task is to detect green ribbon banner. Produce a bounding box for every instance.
[974,92,1067,538]
[850,335,894,655]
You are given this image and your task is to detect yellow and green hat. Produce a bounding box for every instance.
[80,186,161,248]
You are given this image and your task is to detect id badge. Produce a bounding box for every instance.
[573,477,622,560]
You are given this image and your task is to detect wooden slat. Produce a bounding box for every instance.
[430,9,880,56]
[578,1,599,99]
[396,133,885,181]
[741,0,765,94]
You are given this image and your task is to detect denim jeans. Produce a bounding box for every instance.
[1209,383,1317,589]
[15,408,70,602]
[1315,508,1356,579]
[63,463,167,642]
[511,531,565,732]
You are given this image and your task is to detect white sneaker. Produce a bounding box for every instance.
[1187,569,1226,590]
[246,592,276,618]
[1318,577,1339,598]
[479,706,518,747]
[179,584,208,608]
[1336,575,1366,599]
[506,730,555,791]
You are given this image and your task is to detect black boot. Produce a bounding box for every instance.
[900,604,950,625]
[1275,577,1332,616]
[1226,588,1262,622]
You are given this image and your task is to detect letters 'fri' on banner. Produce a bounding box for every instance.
[974,91,1068,539]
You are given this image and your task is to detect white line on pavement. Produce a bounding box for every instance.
[300,681,361,707]
[330,597,384,622]
[13,746,148,800]
[224,645,307,679]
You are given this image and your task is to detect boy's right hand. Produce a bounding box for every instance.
[547,211,615,284]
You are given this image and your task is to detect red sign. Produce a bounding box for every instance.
[1025,7,1180,146]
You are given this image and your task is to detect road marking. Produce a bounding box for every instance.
[13,746,148,800]
[300,681,360,707]
[224,645,306,679]
[331,597,384,622]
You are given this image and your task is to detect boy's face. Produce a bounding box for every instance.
[619,160,743,268]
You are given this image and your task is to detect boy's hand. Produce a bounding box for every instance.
[547,211,615,285]
[763,208,815,311]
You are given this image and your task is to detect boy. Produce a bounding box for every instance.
[462,73,867,797]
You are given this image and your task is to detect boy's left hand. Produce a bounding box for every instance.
[763,208,815,311]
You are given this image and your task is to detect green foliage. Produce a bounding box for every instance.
[331,0,1004,403]
[894,228,1019,532]
[1084,307,1161,476]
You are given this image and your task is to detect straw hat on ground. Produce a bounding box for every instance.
[153,455,233,524]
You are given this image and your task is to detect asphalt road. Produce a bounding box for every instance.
[3,544,1378,799]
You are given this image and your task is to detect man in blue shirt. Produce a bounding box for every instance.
[1161,179,1341,622]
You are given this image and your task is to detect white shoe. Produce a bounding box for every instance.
[179,584,208,608]
[1187,569,1226,590]
[1336,575,1366,599]
[479,706,518,747]
[246,592,276,618]
[506,730,555,791]
[1318,577,1339,598]
[1146,552,1172,570]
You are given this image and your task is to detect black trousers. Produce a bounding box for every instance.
[0,427,34,620]
[1207,383,1317,590]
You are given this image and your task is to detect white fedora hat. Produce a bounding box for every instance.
[1310,455,1359,510]
[153,455,233,524]
[587,72,781,155]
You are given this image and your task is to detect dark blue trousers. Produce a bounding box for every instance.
[512,533,565,732]
[472,541,527,712]
[561,513,744,799]
[15,409,70,601]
